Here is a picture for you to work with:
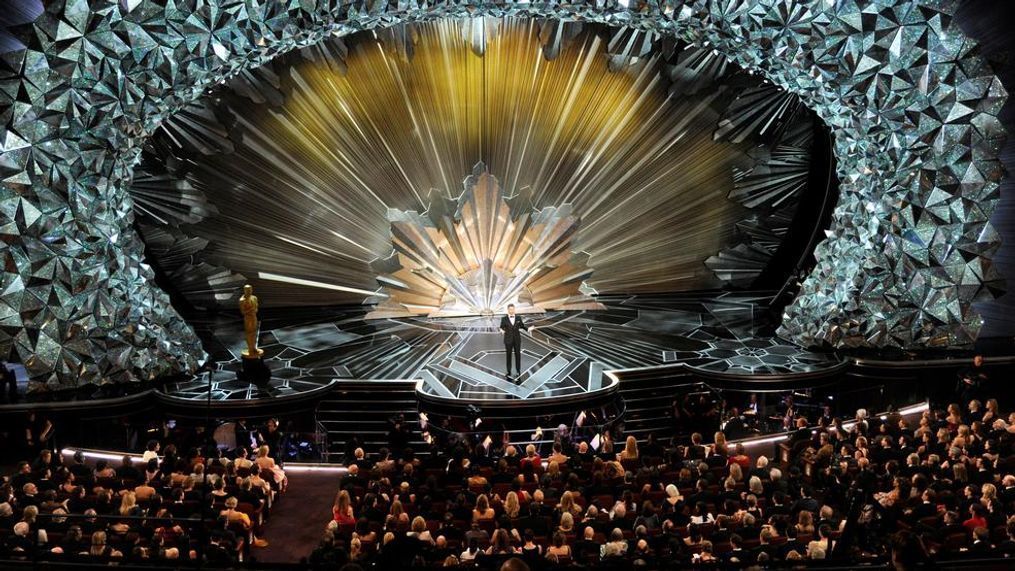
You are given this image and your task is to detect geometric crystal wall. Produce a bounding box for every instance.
[0,0,1006,388]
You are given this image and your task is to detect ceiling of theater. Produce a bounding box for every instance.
[132,18,819,309]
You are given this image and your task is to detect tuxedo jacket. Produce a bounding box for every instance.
[499,314,527,346]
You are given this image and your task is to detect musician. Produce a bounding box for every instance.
[745,393,759,415]
[956,355,987,403]
[499,304,527,378]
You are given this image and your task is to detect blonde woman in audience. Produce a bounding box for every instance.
[545,461,562,481]
[558,512,575,534]
[556,490,582,519]
[119,491,140,517]
[255,445,287,489]
[219,496,252,528]
[89,530,122,558]
[473,494,495,521]
[618,436,639,461]
[347,537,363,561]
[221,495,270,548]
[408,516,435,544]
[503,491,521,519]
[748,475,764,496]
[729,462,744,483]
[663,484,683,512]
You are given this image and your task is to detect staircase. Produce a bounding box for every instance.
[613,368,716,440]
[315,380,425,462]
[315,369,717,463]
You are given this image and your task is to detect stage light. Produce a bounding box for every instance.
[277,464,347,474]
[257,272,381,297]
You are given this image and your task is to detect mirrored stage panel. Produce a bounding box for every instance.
[415,317,610,403]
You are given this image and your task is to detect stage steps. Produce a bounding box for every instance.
[315,380,425,462]
[314,370,714,462]
[614,369,713,440]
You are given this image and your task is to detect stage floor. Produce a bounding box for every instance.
[163,293,842,402]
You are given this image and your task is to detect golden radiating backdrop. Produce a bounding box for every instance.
[142,18,764,307]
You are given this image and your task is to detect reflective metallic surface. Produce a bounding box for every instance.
[367,162,604,318]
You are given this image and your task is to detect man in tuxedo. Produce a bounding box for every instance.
[499,303,527,377]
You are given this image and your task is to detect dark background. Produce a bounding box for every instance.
[956,0,1015,340]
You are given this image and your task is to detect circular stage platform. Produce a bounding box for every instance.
[162,293,843,407]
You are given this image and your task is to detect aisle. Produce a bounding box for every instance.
[252,471,337,564]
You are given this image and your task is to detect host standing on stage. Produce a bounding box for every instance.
[500,303,527,378]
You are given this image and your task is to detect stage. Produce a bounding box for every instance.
[164,292,842,405]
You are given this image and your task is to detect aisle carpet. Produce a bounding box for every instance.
[252,471,337,564]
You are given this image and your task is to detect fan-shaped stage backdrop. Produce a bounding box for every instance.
[133,18,823,317]
[0,1,1006,389]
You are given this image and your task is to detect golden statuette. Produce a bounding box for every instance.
[239,284,264,358]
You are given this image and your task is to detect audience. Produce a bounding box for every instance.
[3,390,1013,570]
[295,397,1014,569]
[0,426,286,565]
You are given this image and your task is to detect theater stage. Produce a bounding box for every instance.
[164,293,841,404]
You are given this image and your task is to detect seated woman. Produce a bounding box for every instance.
[332,490,356,526]
[546,531,572,561]
[473,494,496,522]
[684,523,703,547]
[407,516,434,544]
[110,491,141,534]
[220,496,269,547]
[87,530,122,559]
[555,491,582,522]
[254,445,287,491]
[796,510,815,537]
[484,528,518,556]
[234,447,254,471]
[460,537,482,562]
[352,517,377,543]
[519,529,543,558]
[728,443,751,470]
[557,512,576,535]
[617,436,639,463]
[502,491,521,519]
